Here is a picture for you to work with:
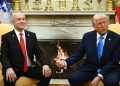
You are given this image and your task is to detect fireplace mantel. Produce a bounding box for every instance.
[12,11,115,40]
[12,11,115,15]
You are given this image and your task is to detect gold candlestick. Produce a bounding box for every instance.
[83,0,93,10]
[106,0,113,11]
[44,0,54,11]
[97,0,102,10]
[13,0,20,11]
[58,0,67,11]
[24,0,29,11]
[71,0,80,11]
[32,0,42,10]
[45,0,53,11]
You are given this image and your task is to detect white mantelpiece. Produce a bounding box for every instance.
[12,11,115,15]
[12,11,115,40]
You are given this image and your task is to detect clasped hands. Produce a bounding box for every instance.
[55,59,65,69]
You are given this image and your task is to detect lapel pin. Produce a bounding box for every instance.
[108,38,111,41]
[28,34,30,36]
[12,34,14,37]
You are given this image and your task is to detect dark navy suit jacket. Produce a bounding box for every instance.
[65,30,120,77]
[0,30,47,73]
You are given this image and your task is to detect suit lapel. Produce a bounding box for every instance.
[25,31,31,55]
[92,31,98,56]
[90,31,98,64]
[93,32,99,64]
[11,30,23,54]
[101,31,112,62]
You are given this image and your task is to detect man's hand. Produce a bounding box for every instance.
[55,59,65,69]
[6,68,17,82]
[92,76,101,86]
[42,65,52,77]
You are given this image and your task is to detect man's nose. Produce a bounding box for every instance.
[101,22,106,27]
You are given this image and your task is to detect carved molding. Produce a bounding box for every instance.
[26,15,96,27]
[24,12,114,39]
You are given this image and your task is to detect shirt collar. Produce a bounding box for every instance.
[97,32,107,40]
[14,29,25,36]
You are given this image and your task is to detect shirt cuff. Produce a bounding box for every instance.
[63,61,67,69]
[43,65,49,68]
[98,73,104,80]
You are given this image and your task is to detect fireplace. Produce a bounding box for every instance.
[24,13,114,79]
[37,39,85,79]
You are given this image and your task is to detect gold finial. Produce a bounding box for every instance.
[32,0,42,10]
[71,0,80,11]
[13,0,20,11]
[24,0,29,11]
[44,0,54,11]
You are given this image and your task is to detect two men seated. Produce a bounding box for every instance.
[0,13,120,86]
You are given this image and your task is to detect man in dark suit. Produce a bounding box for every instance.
[56,14,120,86]
[0,12,52,86]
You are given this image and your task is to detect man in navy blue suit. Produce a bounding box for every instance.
[56,14,120,86]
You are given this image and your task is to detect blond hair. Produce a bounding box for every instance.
[92,14,109,25]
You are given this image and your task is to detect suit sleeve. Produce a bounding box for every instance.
[65,34,86,66]
[0,35,12,71]
[33,33,48,66]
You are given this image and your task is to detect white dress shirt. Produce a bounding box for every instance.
[14,29,32,67]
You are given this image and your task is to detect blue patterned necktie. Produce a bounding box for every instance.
[97,36,103,73]
[97,36,104,63]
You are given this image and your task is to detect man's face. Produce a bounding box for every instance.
[93,18,108,35]
[12,13,26,31]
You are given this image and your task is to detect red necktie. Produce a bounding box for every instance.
[20,33,28,72]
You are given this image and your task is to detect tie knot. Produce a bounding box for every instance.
[99,36,103,40]
[19,33,23,36]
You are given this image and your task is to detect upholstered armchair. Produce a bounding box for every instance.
[0,24,39,86]
[108,23,120,35]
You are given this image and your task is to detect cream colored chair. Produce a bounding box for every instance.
[0,24,39,86]
[108,23,120,35]
[15,77,39,86]
[84,80,103,86]
[0,63,4,86]
[0,24,14,86]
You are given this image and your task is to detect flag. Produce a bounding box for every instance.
[115,5,120,24]
[0,0,12,23]
[0,0,12,12]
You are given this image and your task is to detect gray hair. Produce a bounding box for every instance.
[11,12,25,23]
[92,14,109,25]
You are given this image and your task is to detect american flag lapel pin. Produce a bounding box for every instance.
[108,38,111,41]
[12,34,14,37]
[28,34,30,37]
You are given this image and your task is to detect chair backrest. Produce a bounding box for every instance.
[0,24,14,47]
[108,24,120,35]
[109,24,120,65]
